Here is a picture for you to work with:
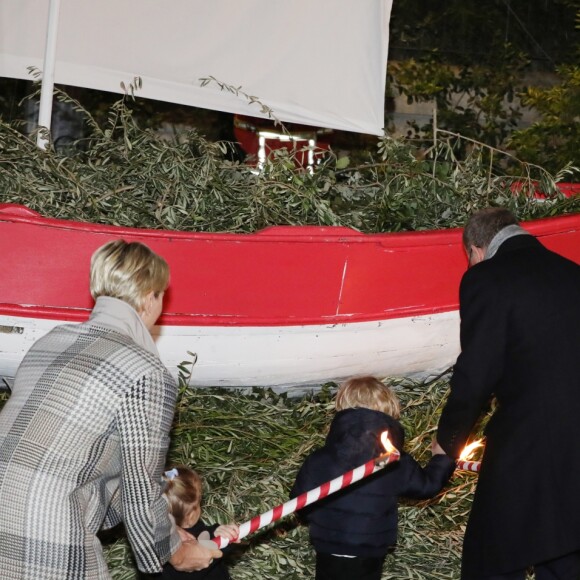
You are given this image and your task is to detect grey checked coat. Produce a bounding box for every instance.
[0,322,180,579]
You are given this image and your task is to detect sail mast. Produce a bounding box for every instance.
[37,0,61,150]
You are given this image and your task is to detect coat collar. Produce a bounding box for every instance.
[493,233,541,257]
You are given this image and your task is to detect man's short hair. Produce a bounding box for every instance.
[463,207,518,249]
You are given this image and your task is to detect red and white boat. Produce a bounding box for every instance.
[1,203,579,390]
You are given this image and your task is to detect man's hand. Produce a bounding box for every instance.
[169,533,223,572]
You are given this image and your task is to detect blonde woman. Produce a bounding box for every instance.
[0,240,221,579]
[291,376,454,580]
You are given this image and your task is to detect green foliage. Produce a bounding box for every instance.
[509,65,580,175]
[0,92,578,236]
[387,0,580,176]
[96,370,480,580]
[389,46,528,149]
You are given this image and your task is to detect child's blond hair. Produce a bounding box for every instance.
[163,465,202,527]
[335,375,400,419]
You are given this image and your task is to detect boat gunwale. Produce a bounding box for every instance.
[1,203,578,327]
[1,202,578,247]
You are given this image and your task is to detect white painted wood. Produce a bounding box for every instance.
[0,312,459,391]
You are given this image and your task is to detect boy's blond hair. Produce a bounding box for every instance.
[90,239,170,313]
[336,375,400,419]
[163,465,202,527]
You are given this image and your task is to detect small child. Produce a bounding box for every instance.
[161,465,238,580]
[290,376,455,580]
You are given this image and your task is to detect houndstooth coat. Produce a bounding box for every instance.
[0,322,181,579]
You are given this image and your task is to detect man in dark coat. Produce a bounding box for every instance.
[435,207,580,579]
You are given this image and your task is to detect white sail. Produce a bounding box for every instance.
[0,0,392,135]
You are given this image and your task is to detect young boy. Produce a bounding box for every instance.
[290,376,455,580]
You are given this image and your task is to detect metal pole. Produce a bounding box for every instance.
[37,0,62,150]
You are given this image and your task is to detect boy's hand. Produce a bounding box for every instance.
[431,438,446,456]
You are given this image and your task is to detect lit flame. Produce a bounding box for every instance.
[459,439,484,461]
[380,431,398,455]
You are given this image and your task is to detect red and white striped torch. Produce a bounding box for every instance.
[456,439,483,473]
[207,431,401,550]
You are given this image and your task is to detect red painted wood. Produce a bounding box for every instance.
[1,203,578,327]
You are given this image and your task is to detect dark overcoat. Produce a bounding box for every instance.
[437,235,580,578]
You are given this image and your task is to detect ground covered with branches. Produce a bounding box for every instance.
[1,91,558,578]
[89,369,481,580]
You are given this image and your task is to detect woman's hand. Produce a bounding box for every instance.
[169,534,223,572]
[176,526,194,542]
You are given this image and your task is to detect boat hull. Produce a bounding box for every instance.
[0,311,460,390]
[1,203,579,388]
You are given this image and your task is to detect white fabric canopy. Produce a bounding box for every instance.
[0,0,392,135]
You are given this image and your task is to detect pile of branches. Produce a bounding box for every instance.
[94,368,482,580]
[0,90,565,579]
[0,91,578,235]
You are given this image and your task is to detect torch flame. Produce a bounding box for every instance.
[380,431,398,455]
[459,439,484,461]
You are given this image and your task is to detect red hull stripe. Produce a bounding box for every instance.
[0,204,578,327]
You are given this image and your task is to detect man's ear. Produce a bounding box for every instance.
[470,245,486,266]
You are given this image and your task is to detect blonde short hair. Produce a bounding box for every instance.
[90,240,169,313]
[336,375,400,419]
[163,465,203,528]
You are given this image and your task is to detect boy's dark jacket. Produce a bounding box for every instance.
[290,407,455,558]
